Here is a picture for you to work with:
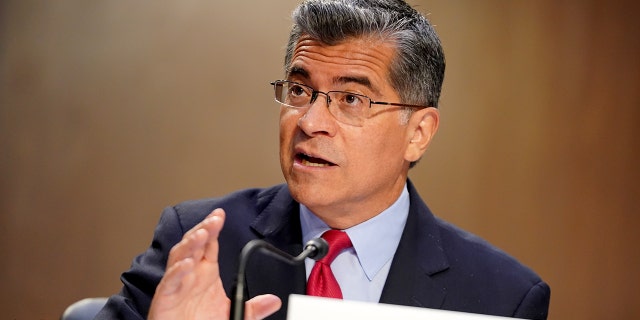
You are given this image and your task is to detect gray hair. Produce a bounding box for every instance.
[284,0,445,110]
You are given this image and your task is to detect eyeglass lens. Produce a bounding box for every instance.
[273,81,368,126]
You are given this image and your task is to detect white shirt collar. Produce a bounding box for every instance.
[300,184,410,280]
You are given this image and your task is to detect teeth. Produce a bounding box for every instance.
[301,158,330,167]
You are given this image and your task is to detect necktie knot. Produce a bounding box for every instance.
[318,230,352,264]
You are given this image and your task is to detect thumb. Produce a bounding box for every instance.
[244,294,282,320]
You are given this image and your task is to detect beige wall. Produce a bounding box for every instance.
[1,1,638,319]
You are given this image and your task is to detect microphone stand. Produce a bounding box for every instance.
[229,238,328,320]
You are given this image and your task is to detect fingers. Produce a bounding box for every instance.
[150,208,282,320]
[245,294,282,320]
[184,208,225,239]
[149,208,229,320]
[155,257,195,296]
[156,208,226,296]
[167,208,226,267]
[203,209,224,263]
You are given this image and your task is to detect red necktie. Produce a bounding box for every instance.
[306,230,353,298]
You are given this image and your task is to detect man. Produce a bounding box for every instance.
[96,1,550,319]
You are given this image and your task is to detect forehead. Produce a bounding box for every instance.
[288,34,397,93]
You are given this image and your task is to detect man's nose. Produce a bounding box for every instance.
[297,92,337,136]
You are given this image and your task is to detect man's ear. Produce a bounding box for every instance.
[404,107,439,163]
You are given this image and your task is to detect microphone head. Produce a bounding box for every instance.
[305,237,329,261]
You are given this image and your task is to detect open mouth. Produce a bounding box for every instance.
[296,153,336,167]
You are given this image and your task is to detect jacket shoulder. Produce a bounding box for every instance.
[171,184,288,231]
[434,217,550,318]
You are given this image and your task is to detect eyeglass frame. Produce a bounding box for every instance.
[270,80,430,124]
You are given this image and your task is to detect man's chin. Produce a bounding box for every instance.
[287,182,333,207]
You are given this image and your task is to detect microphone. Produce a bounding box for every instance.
[229,237,329,320]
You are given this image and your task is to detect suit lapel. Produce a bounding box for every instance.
[244,185,306,319]
[379,180,450,308]
[239,181,450,315]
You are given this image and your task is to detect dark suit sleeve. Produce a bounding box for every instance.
[94,206,186,320]
[513,280,551,320]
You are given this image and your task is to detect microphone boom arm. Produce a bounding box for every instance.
[229,238,329,320]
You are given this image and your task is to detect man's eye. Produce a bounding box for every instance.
[289,85,307,97]
[343,94,364,106]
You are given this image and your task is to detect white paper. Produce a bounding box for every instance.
[287,294,518,320]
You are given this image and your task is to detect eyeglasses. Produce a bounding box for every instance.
[270,80,428,126]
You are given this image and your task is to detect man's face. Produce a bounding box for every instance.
[279,35,431,228]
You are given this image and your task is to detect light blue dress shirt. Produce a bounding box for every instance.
[300,184,410,303]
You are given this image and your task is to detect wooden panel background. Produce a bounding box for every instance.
[1,1,638,319]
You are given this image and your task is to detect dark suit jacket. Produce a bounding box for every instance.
[95,181,550,320]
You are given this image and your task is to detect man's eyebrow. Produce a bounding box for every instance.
[287,66,309,79]
[286,67,381,95]
[334,76,381,95]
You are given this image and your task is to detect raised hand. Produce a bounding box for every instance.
[148,208,281,320]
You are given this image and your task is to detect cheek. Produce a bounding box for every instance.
[279,107,301,129]
[342,132,379,168]
[279,108,299,152]
[351,125,406,166]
